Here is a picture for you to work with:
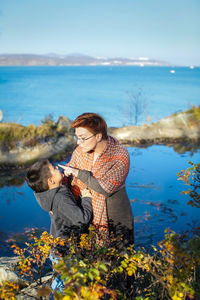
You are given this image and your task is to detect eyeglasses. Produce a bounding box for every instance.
[75,134,95,143]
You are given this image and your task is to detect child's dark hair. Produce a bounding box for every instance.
[26,159,51,193]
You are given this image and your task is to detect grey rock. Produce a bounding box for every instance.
[110,112,200,142]
[0,256,19,269]
[0,136,74,164]
[56,115,71,131]
[0,256,52,299]
[16,275,52,300]
[0,267,20,284]
[0,257,27,288]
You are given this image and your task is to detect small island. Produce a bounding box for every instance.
[0,106,199,167]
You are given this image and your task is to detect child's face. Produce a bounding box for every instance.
[48,163,63,186]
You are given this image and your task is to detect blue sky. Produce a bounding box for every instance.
[0,0,199,65]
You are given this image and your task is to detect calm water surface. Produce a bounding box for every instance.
[127,146,200,247]
[0,145,199,255]
[0,66,200,127]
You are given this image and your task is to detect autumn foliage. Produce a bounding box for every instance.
[177,161,200,207]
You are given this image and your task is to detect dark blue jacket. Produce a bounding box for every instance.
[34,185,92,239]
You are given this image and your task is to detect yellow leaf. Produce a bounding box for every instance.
[127,270,133,276]
[63,296,74,300]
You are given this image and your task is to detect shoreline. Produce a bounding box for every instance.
[0,140,199,189]
[0,106,199,167]
[0,137,199,168]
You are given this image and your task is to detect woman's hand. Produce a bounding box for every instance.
[81,188,92,198]
[58,165,79,177]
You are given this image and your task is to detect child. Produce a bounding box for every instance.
[26,159,93,296]
[26,159,93,242]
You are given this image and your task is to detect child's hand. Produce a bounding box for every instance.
[81,188,92,198]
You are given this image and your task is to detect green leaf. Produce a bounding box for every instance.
[88,272,93,280]
[91,268,100,276]
[98,263,108,272]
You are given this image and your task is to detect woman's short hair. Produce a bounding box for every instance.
[26,159,51,193]
[71,113,108,139]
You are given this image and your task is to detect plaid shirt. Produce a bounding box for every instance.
[67,136,130,229]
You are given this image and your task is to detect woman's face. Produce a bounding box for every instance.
[75,127,99,153]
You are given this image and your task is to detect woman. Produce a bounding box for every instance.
[60,113,134,247]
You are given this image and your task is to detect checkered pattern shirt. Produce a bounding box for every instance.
[66,136,130,229]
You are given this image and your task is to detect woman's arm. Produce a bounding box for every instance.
[59,157,129,196]
[77,169,109,196]
[77,157,129,195]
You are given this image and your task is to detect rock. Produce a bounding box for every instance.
[56,116,71,131]
[0,257,27,288]
[0,256,19,270]
[0,136,74,165]
[16,275,52,300]
[0,256,52,299]
[157,112,191,129]
[110,111,200,143]
[0,268,19,283]
[0,109,199,165]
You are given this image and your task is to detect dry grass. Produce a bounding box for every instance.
[0,120,70,151]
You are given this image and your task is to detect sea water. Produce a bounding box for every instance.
[0,66,200,127]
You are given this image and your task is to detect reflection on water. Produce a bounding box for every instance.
[0,145,199,255]
[0,166,26,189]
[127,145,200,248]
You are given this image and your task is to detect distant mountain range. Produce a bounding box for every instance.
[0,53,170,66]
